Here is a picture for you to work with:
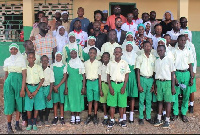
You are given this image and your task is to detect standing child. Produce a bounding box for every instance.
[135,41,156,125]
[107,47,130,128]
[84,47,102,125]
[101,30,120,60]
[171,35,194,122]
[121,41,138,123]
[3,43,26,134]
[56,26,68,52]
[64,49,86,125]
[51,52,67,125]
[83,36,101,61]
[154,45,176,128]
[163,34,173,51]
[37,55,55,127]
[62,32,83,64]
[22,40,40,65]
[100,52,110,125]
[25,52,45,131]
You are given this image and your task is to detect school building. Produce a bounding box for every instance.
[0,0,199,67]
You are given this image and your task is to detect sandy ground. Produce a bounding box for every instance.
[0,78,200,134]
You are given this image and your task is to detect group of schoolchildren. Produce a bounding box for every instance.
[3,13,197,134]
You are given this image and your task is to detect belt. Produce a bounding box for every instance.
[111,81,123,84]
[176,69,189,72]
[158,79,169,82]
[140,75,153,79]
[42,85,49,87]
[102,81,108,84]
[88,79,98,81]
[27,83,39,86]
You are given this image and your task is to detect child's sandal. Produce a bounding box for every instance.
[70,119,75,125]
[76,119,81,125]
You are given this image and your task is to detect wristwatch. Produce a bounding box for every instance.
[190,76,194,79]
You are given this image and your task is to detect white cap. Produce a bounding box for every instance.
[102,10,108,13]
[61,11,69,15]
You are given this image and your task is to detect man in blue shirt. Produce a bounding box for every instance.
[70,7,90,33]
[115,17,127,45]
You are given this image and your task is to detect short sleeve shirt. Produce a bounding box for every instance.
[26,64,44,84]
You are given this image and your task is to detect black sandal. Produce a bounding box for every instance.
[76,119,81,125]
[70,119,75,125]
[170,115,178,121]
[182,115,189,123]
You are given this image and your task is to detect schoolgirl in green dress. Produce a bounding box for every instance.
[64,49,86,124]
[51,52,67,125]
[121,41,138,123]
[3,43,26,134]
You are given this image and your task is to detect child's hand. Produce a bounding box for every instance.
[100,90,104,97]
[53,86,59,93]
[150,85,154,93]
[154,86,157,95]
[171,87,176,95]
[64,88,68,95]
[20,89,25,97]
[189,78,194,86]
[138,85,143,93]
[109,87,114,96]
[47,94,51,101]
[27,91,32,99]
[120,86,126,94]
[81,87,86,95]
[175,78,179,86]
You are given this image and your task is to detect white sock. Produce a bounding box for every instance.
[119,118,123,122]
[157,114,162,120]
[129,111,134,121]
[143,105,146,111]
[71,116,75,121]
[190,101,194,106]
[163,111,166,115]
[76,116,80,121]
[104,115,108,119]
[111,119,114,122]
[61,117,64,119]
[123,114,126,121]
[166,117,170,122]
[55,116,58,119]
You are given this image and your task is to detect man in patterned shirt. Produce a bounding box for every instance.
[33,22,57,64]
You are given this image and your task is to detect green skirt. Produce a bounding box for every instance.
[4,72,23,115]
[64,65,84,112]
[126,65,138,98]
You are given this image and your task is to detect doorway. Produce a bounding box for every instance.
[109,2,136,17]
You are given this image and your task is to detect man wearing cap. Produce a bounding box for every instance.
[62,11,71,34]
[70,7,90,33]
[106,5,126,30]
[48,11,61,31]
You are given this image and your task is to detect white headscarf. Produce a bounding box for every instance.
[122,32,139,53]
[122,41,138,66]
[144,21,151,33]
[56,26,68,52]
[83,36,98,53]
[68,31,78,50]
[4,43,26,69]
[162,11,174,21]
[69,49,85,74]
[53,51,64,67]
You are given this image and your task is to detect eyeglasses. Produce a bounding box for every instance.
[116,21,122,23]
[115,7,121,10]
[95,14,101,17]
[128,15,133,17]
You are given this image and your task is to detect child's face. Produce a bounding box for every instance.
[102,54,110,64]
[155,26,162,35]
[41,57,49,68]
[126,35,133,41]
[143,43,152,53]
[114,48,122,59]
[178,36,186,47]
[157,46,166,58]
[184,34,189,40]
[126,44,133,52]
[70,50,77,59]
[26,42,34,51]
[146,24,150,32]
[27,53,36,64]
[55,21,62,30]
[89,49,97,59]
[59,27,65,36]
[164,36,171,44]
[69,36,75,43]
[88,39,95,46]
[10,47,18,55]
[109,31,116,42]
[138,26,144,35]
[56,54,62,62]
